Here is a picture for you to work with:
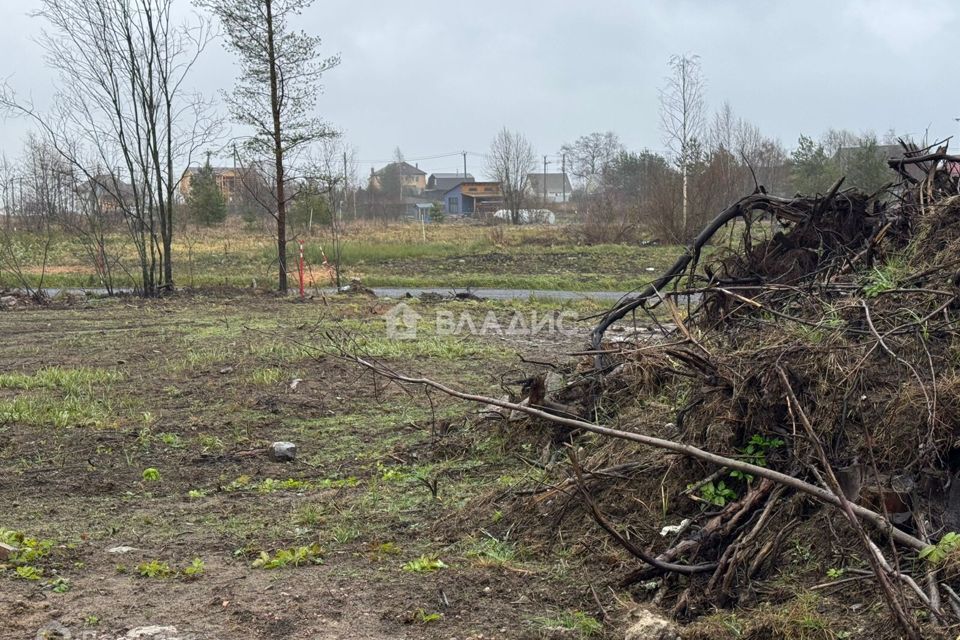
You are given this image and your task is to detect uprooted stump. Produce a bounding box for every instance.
[542,142,960,636]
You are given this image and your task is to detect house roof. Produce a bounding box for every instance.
[79,175,135,198]
[182,166,240,176]
[427,173,475,192]
[431,173,473,179]
[373,161,426,177]
[527,173,572,193]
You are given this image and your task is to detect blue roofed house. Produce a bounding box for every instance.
[443,181,503,216]
[423,173,474,203]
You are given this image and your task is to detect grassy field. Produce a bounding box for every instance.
[0,220,685,292]
[0,292,635,639]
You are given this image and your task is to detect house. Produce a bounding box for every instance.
[78,175,134,213]
[423,172,474,202]
[427,172,474,192]
[526,173,573,204]
[180,166,248,203]
[368,162,427,194]
[443,182,503,216]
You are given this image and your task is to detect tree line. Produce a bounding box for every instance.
[0,10,903,296]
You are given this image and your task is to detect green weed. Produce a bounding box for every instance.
[402,555,447,573]
[137,560,173,578]
[252,544,324,569]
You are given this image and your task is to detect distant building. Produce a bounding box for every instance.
[526,173,573,203]
[368,162,427,194]
[423,173,474,202]
[401,195,434,218]
[443,182,503,215]
[180,166,248,203]
[78,175,134,213]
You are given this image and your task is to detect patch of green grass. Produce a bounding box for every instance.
[351,335,496,359]
[224,475,358,494]
[246,341,316,363]
[197,434,225,453]
[0,395,114,428]
[0,366,122,394]
[533,610,603,638]
[248,367,285,386]
[157,432,184,448]
[466,535,518,567]
[329,524,362,545]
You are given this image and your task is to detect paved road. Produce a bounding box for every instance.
[361,287,633,301]
[31,286,637,302]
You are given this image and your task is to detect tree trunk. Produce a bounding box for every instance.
[265,0,287,293]
[681,161,688,239]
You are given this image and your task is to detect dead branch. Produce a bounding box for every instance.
[346,353,928,552]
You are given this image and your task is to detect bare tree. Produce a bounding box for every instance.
[197,0,340,293]
[1,0,215,296]
[659,54,706,237]
[486,128,536,225]
[560,131,623,194]
[300,137,356,286]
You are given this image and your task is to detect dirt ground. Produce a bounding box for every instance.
[0,292,631,640]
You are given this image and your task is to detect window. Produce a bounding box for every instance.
[447,197,459,214]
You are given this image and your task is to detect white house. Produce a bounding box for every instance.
[526,173,573,204]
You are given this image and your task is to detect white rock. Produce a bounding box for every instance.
[120,626,181,640]
[270,441,297,462]
[0,541,17,560]
[106,545,138,554]
[624,608,680,640]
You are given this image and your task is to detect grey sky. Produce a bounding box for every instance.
[2,0,959,180]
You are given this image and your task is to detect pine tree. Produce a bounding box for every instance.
[187,159,227,226]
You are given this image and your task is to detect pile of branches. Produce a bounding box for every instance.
[350,141,960,638]
[579,142,960,636]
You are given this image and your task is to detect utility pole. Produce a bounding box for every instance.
[463,151,468,179]
[561,153,566,205]
[542,155,549,208]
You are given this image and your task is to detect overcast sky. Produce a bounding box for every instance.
[2,0,959,180]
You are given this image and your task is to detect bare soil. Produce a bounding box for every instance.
[0,293,622,640]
